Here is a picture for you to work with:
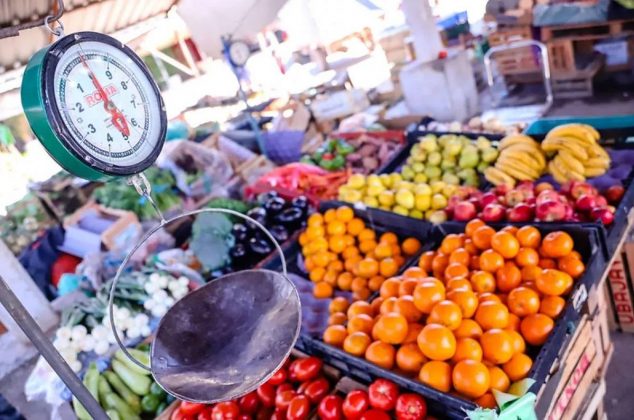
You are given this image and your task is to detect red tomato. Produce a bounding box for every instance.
[171,408,195,420]
[276,390,298,411]
[180,402,207,416]
[268,368,288,386]
[342,390,370,419]
[237,416,251,420]
[318,395,344,420]
[288,360,300,382]
[277,383,294,395]
[239,391,260,414]
[211,401,240,419]
[359,410,390,420]
[256,407,274,420]
[297,381,311,395]
[303,378,330,404]
[198,409,213,420]
[283,357,292,369]
[271,408,287,420]
[291,357,323,382]
[395,394,427,420]
[368,379,398,411]
[287,395,311,420]
[257,383,277,407]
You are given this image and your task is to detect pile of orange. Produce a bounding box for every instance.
[322,219,584,406]
[299,206,421,300]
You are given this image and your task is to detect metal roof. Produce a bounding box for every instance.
[0,0,177,72]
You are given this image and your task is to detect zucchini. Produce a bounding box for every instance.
[103,371,141,413]
[112,360,151,396]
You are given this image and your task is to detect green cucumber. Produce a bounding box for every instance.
[103,371,141,413]
[103,393,140,420]
[106,409,120,420]
[111,360,151,396]
[114,349,151,376]
[73,363,100,420]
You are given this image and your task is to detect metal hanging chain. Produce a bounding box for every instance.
[129,172,167,224]
[0,0,65,39]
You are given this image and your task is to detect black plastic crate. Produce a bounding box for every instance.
[300,223,606,419]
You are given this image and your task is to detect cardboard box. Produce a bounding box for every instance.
[609,251,634,332]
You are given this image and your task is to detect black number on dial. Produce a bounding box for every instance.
[76,102,84,113]
[88,124,96,133]
[107,133,113,142]
[77,83,84,93]
[121,81,128,90]
[105,70,113,80]
[131,118,138,127]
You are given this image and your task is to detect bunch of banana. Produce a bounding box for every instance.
[484,134,546,186]
[542,124,610,184]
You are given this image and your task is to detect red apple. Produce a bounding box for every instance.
[507,203,534,222]
[576,194,597,212]
[570,182,597,200]
[447,195,462,212]
[536,200,567,222]
[536,190,562,206]
[480,192,498,208]
[591,208,614,225]
[494,184,511,196]
[505,190,525,207]
[604,185,625,204]
[468,197,482,211]
[564,204,574,221]
[595,195,608,208]
[454,201,478,222]
[482,203,506,222]
[535,182,555,194]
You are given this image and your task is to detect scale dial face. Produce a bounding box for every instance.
[40,32,166,177]
[228,41,251,67]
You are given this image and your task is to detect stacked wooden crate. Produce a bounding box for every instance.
[488,26,543,83]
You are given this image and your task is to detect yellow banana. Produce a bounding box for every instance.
[587,143,609,159]
[496,156,542,178]
[585,156,610,169]
[545,124,596,146]
[502,146,546,168]
[551,156,585,181]
[548,161,568,184]
[484,167,516,187]
[556,150,585,174]
[495,161,536,181]
[541,137,589,161]
[499,135,539,151]
[584,166,607,177]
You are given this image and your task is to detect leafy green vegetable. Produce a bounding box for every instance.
[190,213,234,271]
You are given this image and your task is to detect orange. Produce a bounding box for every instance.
[306,225,326,241]
[308,213,324,227]
[453,360,490,398]
[488,366,510,392]
[431,254,449,276]
[370,297,384,315]
[358,228,376,242]
[392,244,402,256]
[508,287,540,317]
[329,296,350,315]
[538,258,557,269]
[347,314,374,335]
[327,220,346,236]
[447,289,478,318]
[379,232,398,244]
[496,262,522,292]
[336,206,354,222]
[380,278,401,299]
[343,235,356,247]
[375,242,393,259]
[329,260,344,272]
[347,218,365,236]
[475,301,510,330]
[396,343,427,373]
[520,313,554,346]
[417,324,456,361]
[374,312,409,344]
[491,231,520,259]
[314,282,334,298]
[558,255,585,278]
[536,269,573,296]
[464,238,479,256]
[365,341,395,369]
[540,295,566,319]
[444,263,469,281]
[465,219,486,238]
[347,301,373,318]
[323,325,347,347]
[353,288,372,301]
[357,258,379,278]
[305,257,316,272]
[359,240,378,255]
[309,267,326,283]
[343,247,360,260]
[328,312,347,326]
[503,353,533,381]
[516,248,540,267]
[337,272,353,291]
[541,231,574,258]
[501,226,519,235]
[404,323,424,344]
[472,226,496,250]
[394,255,406,267]
[516,226,541,249]
[324,209,337,223]
[379,258,399,277]
[345,255,362,273]
[480,329,514,364]
[413,282,446,314]
[447,278,472,291]
[343,332,371,356]
[419,251,436,272]
[452,338,483,363]
[329,235,347,254]
[402,238,422,256]
[475,393,497,409]
[403,266,427,280]
[470,255,481,271]
[506,330,526,355]
[441,234,464,255]
[299,232,309,246]
[351,277,368,293]
[478,292,501,303]
[498,293,509,305]
[479,250,505,273]
[394,296,423,323]
[569,250,582,260]
[312,252,330,268]
[471,271,496,293]
[380,297,398,315]
[506,313,521,332]
[397,278,419,297]
[419,361,452,392]
[521,265,542,282]
[455,319,483,339]
[449,248,471,266]
[368,275,385,292]
[323,270,339,286]
[427,300,463,330]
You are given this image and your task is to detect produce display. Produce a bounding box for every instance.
[299,206,421,300]
[399,135,498,187]
[422,116,526,136]
[445,180,622,224]
[323,220,585,406]
[0,193,56,255]
[73,347,172,420]
[301,134,402,174]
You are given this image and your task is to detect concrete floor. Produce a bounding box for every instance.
[605,333,634,420]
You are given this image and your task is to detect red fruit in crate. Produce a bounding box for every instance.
[291,357,322,382]
[268,368,288,386]
[212,401,240,419]
[576,194,597,212]
[525,196,536,206]
[258,383,277,407]
[240,391,261,414]
[469,197,483,212]
[360,410,391,420]
[454,201,478,221]
[570,182,596,199]
[482,203,506,222]
[536,190,561,206]
[595,195,608,208]
[536,200,566,222]
[604,185,625,204]
[343,390,370,419]
[505,190,525,207]
[507,203,533,223]
[480,192,498,208]
[591,208,614,225]
[564,204,574,221]
[535,182,554,194]
[287,395,311,420]
[368,379,399,411]
[318,395,344,420]
[447,195,463,212]
[276,390,298,411]
[303,378,330,404]
[494,184,511,196]
[395,394,427,420]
